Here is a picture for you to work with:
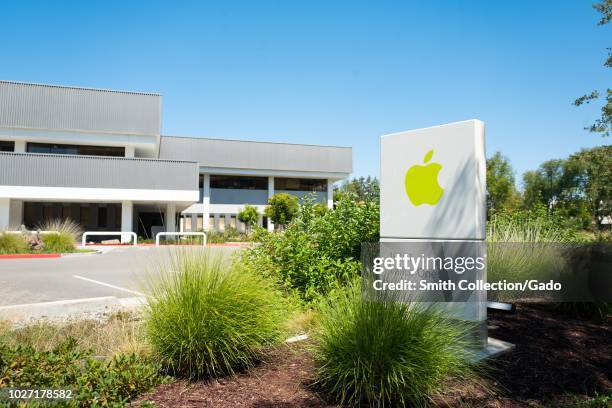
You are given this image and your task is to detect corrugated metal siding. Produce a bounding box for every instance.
[0,152,197,191]
[159,136,353,174]
[0,81,161,135]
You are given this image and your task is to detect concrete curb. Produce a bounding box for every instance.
[0,296,146,326]
[0,253,61,259]
[61,250,102,257]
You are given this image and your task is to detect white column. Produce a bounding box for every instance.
[124,145,135,158]
[202,174,211,232]
[14,140,26,153]
[0,198,10,230]
[165,203,176,233]
[120,201,133,244]
[267,176,275,232]
[327,179,334,209]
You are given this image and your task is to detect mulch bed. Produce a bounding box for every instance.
[136,304,611,407]
[135,345,332,408]
[476,304,611,407]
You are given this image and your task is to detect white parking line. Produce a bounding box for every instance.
[73,275,145,297]
[0,296,117,310]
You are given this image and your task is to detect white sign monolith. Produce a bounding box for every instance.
[380,119,488,346]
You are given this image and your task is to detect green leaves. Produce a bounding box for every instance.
[423,149,434,163]
[243,193,379,302]
[264,193,299,228]
[237,204,259,232]
[0,338,162,407]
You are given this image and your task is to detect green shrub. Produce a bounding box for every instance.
[264,193,299,228]
[0,337,163,407]
[314,285,479,408]
[243,193,379,302]
[237,204,259,234]
[38,218,82,242]
[145,250,287,379]
[204,226,246,243]
[0,233,29,254]
[42,232,76,253]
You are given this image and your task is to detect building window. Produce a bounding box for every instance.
[0,141,15,152]
[210,175,267,190]
[27,142,125,157]
[80,207,89,226]
[43,206,54,222]
[23,203,37,229]
[275,178,327,192]
[98,207,108,228]
[62,206,72,220]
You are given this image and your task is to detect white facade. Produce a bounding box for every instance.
[0,81,352,239]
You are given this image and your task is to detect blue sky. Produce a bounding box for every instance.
[1,1,609,187]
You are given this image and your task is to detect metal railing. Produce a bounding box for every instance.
[81,231,137,246]
[155,232,206,247]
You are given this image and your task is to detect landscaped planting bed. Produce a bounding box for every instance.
[133,304,611,407]
[0,219,81,255]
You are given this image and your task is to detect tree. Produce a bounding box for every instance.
[264,193,299,230]
[562,146,612,229]
[237,204,259,234]
[522,170,547,208]
[522,159,565,210]
[486,152,518,213]
[520,146,611,230]
[573,0,611,137]
[335,176,380,202]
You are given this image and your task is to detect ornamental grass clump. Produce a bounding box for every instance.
[487,207,575,299]
[145,250,287,379]
[39,218,82,253]
[314,284,479,408]
[0,232,29,254]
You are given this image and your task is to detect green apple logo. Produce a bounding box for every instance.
[404,149,444,206]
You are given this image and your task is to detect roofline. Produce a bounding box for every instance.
[0,80,161,97]
[161,134,352,150]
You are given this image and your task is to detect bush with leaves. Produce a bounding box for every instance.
[0,337,163,407]
[264,193,299,229]
[243,193,379,302]
[204,226,247,243]
[237,204,259,234]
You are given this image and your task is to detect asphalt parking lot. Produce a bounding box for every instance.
[0,246,239,320]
